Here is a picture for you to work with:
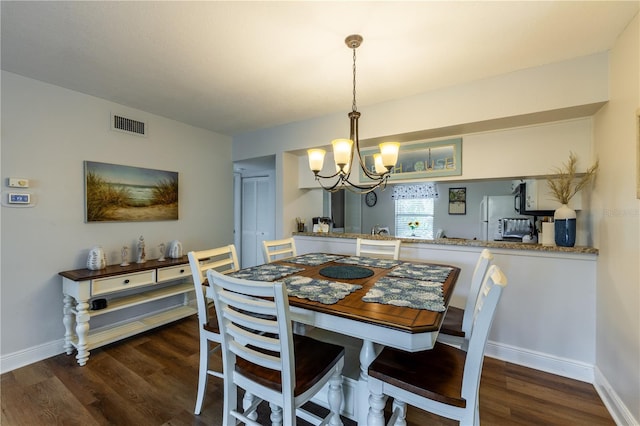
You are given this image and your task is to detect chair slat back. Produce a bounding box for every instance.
[461,249,494,335]
[262,237,297,263]
[356,238,401,260]
[206,270,295,394]
[187,245,239,327]
[462,264,507,401]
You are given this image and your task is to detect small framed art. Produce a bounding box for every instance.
[448,187,466,215]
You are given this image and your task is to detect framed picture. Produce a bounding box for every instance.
[448,187,466,215]
[360,137,462,182]
[84,161,178,222]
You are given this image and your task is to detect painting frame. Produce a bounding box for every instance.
[360,137,462,182]
[84,161,179,223]
[448,187,466,215]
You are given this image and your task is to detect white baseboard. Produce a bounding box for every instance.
[485,340,594,383]
[1,339,65,374]
[594,367,639,426]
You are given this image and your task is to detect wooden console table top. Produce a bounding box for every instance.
[59,256,189,281]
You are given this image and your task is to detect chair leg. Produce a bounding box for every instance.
[390,399,407,426]
[223,378,237,426]
[243,391,258,421]
[269,402,283,426]
[367,388,387,426]
[194,336,209,415]
[328,367,344,426]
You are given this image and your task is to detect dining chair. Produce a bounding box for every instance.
[356,238,401,260]
[262,237,297,263]
[187,245,240,415]
[367,264,508,426]
[438,248,494,350]
[206,269,345,426]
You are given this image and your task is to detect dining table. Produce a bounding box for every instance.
[206,252,460,425]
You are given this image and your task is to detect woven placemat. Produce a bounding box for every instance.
[286,253,345,266]
[387,263,453,283]
[335,256,402,269]
[362,276,445,311]
[281,276,362,305]
[319,265,374,280]
[230,264,304,282]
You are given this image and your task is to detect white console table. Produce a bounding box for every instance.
[59,257,196,366]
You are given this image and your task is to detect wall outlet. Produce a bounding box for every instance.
[8,193,30,204]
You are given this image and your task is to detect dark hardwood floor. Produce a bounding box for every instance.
[1,316,614,425]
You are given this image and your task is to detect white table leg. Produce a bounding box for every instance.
[356,339,379,425]
[62,294,76,355]
[74,300,91,366]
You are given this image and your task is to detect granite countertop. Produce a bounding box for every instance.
[293,232,599,255]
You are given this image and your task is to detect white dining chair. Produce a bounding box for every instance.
[187,245,240,415]
[356,238,401,260]
[206,269,345,426]
[367,264,508,426]
[262,237,297,263]
[438,248,494,350]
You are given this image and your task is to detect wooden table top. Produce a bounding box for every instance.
[276,257,460,334]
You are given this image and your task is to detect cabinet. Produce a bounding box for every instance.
[517,179,583,211]
[59,257,195,366]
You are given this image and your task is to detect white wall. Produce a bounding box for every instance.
[592,13,640,425]
[1,71,234,370]
[233,53,607,162]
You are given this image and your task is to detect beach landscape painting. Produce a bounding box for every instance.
[85,161,178,222]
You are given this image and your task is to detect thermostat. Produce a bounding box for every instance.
[8,193,31,204]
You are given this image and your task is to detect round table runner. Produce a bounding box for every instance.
[319,265,374,280]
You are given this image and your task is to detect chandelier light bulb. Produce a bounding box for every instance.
[373,153,387,174]
[332,138,353,171]
[307,148,326,172]
[379,142,400,168]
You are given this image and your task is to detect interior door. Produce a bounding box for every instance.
[241,175,273,267]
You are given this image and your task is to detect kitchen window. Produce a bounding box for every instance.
[392,183,439,239]
[394,198,435,239]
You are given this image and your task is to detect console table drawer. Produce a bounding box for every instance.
[92,270,156,296]
[157,264,190,282]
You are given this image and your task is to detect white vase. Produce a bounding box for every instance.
[87,246,107,270]
[554,204,577,247]
[169,240,183,258]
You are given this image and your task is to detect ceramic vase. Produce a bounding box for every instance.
[169,240,183,258]
[554,204,576,247]
[87,246,107,270]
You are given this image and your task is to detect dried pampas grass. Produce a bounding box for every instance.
[546,152,599,205]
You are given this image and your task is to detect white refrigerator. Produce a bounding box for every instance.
[479,195,528,241]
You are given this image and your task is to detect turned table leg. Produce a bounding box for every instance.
[62,294,76,355]
[74,300,91,366]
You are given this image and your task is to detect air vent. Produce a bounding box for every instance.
[111,113,148,137]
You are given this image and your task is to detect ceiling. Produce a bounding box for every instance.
[2,1,638,137]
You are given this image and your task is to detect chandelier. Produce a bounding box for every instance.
[307,34,400,194]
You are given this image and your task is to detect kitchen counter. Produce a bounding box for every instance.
[293,232,598,255]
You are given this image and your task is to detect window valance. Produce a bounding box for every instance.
[391,183,439,199]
